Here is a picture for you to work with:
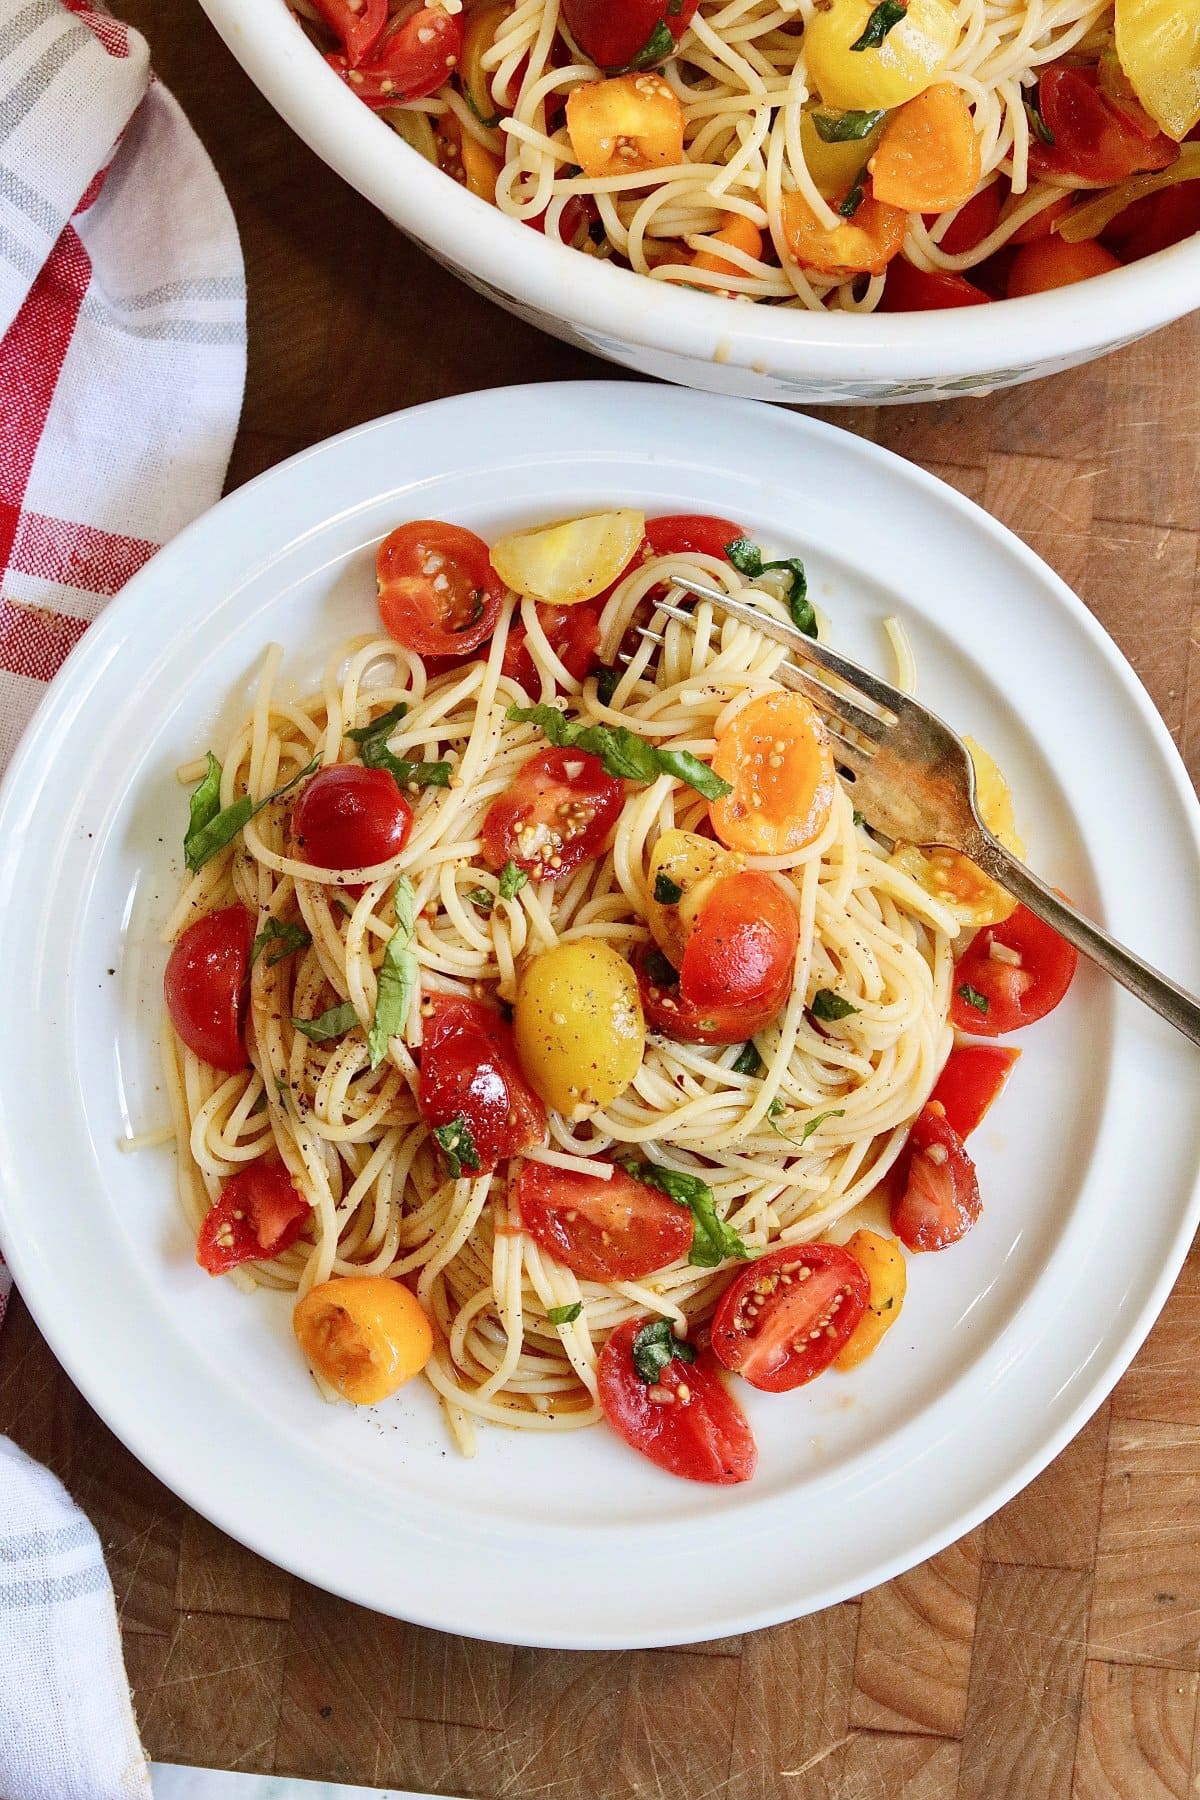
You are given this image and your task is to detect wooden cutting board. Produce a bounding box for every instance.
[4,3,1198,1791]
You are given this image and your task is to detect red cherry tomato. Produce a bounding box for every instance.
[680,871,798,1018]
[516,1161,694,1281]
[1029,68,1178,186]
[634,941,778,1046]
[933,182,1002,255]
[930,1044,1020,1139]
[949,903,1078,1035]
[326,1,464,105]
[501,602,601,695]
[880,260,991,310]
[643,514,747,561]
[196,1162,310,1275]
[710,1244,869,1392]
[377,520,505,656]
[480,746,623,882]
[561,0,698,72]
[526,193,600,247]
[598,1318,757,1485]
[890,1101,981,1252]
[310,0,386,64]
[418,994,545,1174]
[164,905,255,1072]
[292,765,412,871]
[1103,182,1200,262]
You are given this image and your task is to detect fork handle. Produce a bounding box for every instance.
[969,833,1200,1049]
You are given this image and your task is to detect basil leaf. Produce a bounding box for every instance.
[507,703,576,747]
[467,887,495,914]
[643,947,680,988]
[498,861,528,901]
[184,752,222,860]
[345,702,408,746]
[1024,86,1054,146]
[251,918,312,968]
[838,174,867,220]
[547,1302,583,1325]
[801,1107,846,1144]
[434,1114,480,1178]
[186,756,320,872]
[595,665,621,705]
[367,877,419,1068]
[850,0,907,51]
[623,1160,756,1269]
[724,536,816,638]
[573,721,661,784]
[810,988,860,1021]
[631,1317,696,1383]
[623,17,673,69]
[811,108,885,142]
[767,1100,847,1146]
[292,1001,358,1043]
[360,734,452,791]
[653,871,684,905]
[957,981,990,1014]
[731,1040,765,1077]
[655,747,732,801]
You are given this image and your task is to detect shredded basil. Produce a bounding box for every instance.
[653,871,684,905]
[768,1101,847,1146]
[838,173,868,220]
[506,704,732,800]
[622,18,673,68]
[731,1040,765,1077]
[656,748,730,800]
[366,878,418,1069]
[292,1001,358,1043]
[643,947,680,988]
[434,1114,480,1178]
[547,1302,583,1325]
[850,0,907,51]
[631,1317,696,1384]
[811,108,885,142]
[347,702,451,790]
[1024,86,1054,145]
[810,988,860,1021]
[251,918,312,968]
[595,665,621,705]
[724,537,816,638]
[623,1159,756,1269]
[345,702,408,746]
[957,982,990,1014]
[184,755,319,872]
[498,861,528,901]
[467,887,495,914]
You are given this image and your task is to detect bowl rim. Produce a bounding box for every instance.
[204,0,1200,380]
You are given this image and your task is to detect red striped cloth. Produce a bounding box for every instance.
[0,0,246,1331]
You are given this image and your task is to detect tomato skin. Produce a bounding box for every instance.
[1029,68,1178,186]
[310,0,386,64]
[930,1044,1020,1138]
[934,182,1002,255]
[480,746,623,882]
[561,0,699,72]
[501,602,601,695]
[516,1161,693,1280]
[377,520,505,656]
[679,871,798,1017]
[327,1,464,105]
[598,1318,757,1485]
[418,994,545,1174]
[880,260,991,310]
[196,1163,310,1275]
[1103,183,1200,261]
[164,905,255,1072]
[634,941,783,1045]
[890,1102,981,1252]
[950,903,1078,1035]
[643,514,747,561]
[292,765,412,871]
[710,1244,869,1392]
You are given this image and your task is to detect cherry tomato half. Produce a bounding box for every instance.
[418,993,546,1174]
[680,871,798,1021]
[292,765,412,872]
[880,260,991,310]
[710,1244,869,1392]
[327,1,464,106]
[934,182,1002,255]
[310,0,386,65]
[1103,182,1200,262]
[643,514,747,561]
[890,1101,981,1252]
[561,0,698,72]
[930,1043,1020,1139]
[635,940,774,1046]
[501,602,602,695]
[196,1162,310,1275]
[598,1318,757,1485]
[516,1160,694,1281]
[481,746,623,882]
[164,904,255,1071]
[949,903,1078,1035]
[1029,68,1178,187]
[377,520,505,656]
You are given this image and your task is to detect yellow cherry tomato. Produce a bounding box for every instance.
[460,2,510,127]
[834,1229,907,1370]
[891,736,1024,928]
[799,107,887,199]
[646,828,742,966]
[1116,0,1200,140]
[513,937,645,1119]
[490,510,646,606]
[566,73,685,179]
[293,1277,434,1405]
[804,0,961,113]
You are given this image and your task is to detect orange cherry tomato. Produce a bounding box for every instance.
[377,520,506,657]
[1008,192,1074,245]
[870,84,982,213]
[293,1276,433,1404]
[692,215,764,277]
[780,189,907,277]
[566,73,684,179]
[709,690,835,857]
[1007,236,1122,294]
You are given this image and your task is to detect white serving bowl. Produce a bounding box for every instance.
[201,0,1200,403]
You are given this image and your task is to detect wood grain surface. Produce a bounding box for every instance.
[4,2,1200,1792]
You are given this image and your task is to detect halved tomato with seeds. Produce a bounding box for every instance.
[418,993,546,1175]
[480,746,623,882]
[516,1161,694,1280]
[710,1244,869,1391]
[377,520,506,657]
[598,1318,757,1485]
[196,1163,310,1275]
[889,1101,981,1252]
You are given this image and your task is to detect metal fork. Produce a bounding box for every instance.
[638,574,1200,1048]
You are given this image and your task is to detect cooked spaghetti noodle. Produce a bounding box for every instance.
[160,540,959,1453]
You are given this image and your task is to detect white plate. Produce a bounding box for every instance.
[1,383,1198,1650]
